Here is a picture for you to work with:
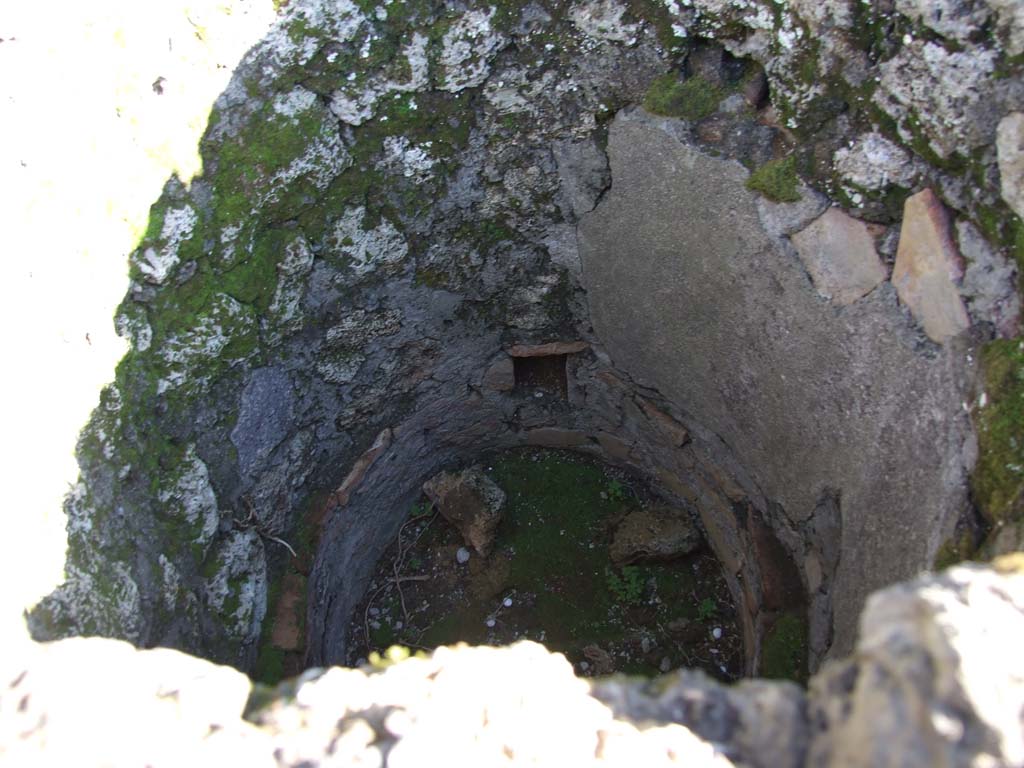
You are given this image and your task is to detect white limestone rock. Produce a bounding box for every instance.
[157,445,220,557]
[833,132,919,191]
[327,206,409,277]
[569,0,640,46]
[875,41,997,160]
[997,112,1024,219]
[438,9,507,93]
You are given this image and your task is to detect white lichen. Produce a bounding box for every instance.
[328,206,409,276]
[833,132,918,190]
[569,0,640,46]
[157,445,220,556]
[203,529,267,647]
[137,205,197,285]
[379,136,437,183]
[438,9,507,93]
[157,294,256,394]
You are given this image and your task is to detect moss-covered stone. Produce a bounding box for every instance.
[760,611,808,683]
[972,340,1024,526]
[746,157,801,203]
[643,74,723,121]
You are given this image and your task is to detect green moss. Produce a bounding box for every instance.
[746,157,801,203]
[643,73,723,121]
[253,645,286,685]
[207,97,337,227]
[972,339,1024,525]
[221,228,289,314]
[933,530,975,570]
[760,611,808,683]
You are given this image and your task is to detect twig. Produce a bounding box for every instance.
[261,533,298,558]
[363,506,438,650]
[235,497,297,558]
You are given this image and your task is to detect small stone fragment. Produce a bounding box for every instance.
[456,547,471,564]
[424,466,506,557]
[790,208,887,306]
[892,189,970,343]
[610,504,702,565]
[583,644,615,676]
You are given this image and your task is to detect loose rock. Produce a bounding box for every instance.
[610,504,702,565]
[790,208,888,306]
[423,466,506,557]
[891,189,970,343]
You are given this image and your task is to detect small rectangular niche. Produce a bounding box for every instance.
[513,354,569,399]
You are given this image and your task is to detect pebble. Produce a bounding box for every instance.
[456,547,471,564]
[712,627,722,639]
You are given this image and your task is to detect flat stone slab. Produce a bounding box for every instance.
[892,188,969,343]
[577,109,972,656]
[791,208,887,305]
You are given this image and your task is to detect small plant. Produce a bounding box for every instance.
[745,156,801,203]
[606,478,626,502]
[644,73,723,121]
[606,565,645,604]
[697,597,717,621]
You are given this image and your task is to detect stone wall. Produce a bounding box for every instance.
[25,0,1024,679]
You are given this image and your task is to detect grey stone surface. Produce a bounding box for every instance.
[553,136,611,220]
[957,219,1021,338]
[808,558,1024,767]
[756,186,829,238]
[579,109,975,657]
[231,367,295,481]
[790,208,887,306]
[998,112,1024,219]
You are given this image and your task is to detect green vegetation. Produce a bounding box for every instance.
[972,340,1024,527]
[643,73,723,121]
[606,565,645,604]
[760,611,808,683]
[606,478,627,502]
[746,156,801,203]
[697,597,716,621]
[392,450,742,679]
[933,530,976,570]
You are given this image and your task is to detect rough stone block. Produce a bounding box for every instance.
[790,208,887,306]
[892,189,970,342]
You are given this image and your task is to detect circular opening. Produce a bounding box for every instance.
[343,448,746,681]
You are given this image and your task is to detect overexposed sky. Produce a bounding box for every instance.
[0,0,280,637]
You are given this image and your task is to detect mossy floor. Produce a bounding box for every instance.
[344,448,743,680]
